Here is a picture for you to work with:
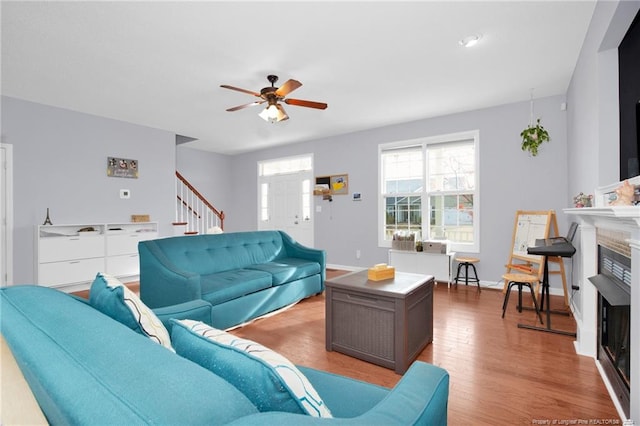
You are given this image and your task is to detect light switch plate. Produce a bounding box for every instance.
[120,189,130,199]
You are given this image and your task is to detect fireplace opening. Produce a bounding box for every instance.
[590,245,631,418]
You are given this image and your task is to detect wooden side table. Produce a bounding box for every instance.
[325,270,434,374]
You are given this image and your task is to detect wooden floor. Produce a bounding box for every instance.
[229,270,620,425]
[79,271,620,424]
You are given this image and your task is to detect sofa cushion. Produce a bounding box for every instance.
[245,258,321,286]
[171,319,332,418]
[149,231,286,275]
[90,272,173,351]
[1,285,259,425]
[200,269,272,305]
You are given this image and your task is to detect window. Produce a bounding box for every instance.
[258,156,312,176]
[379,131,479,252]
[260,182,269,222]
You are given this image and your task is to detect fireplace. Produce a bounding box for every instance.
[565,201,639,423]
[592,245,631,418]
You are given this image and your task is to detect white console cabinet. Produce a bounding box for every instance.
[388,249,456,286]
[36,222,158,291]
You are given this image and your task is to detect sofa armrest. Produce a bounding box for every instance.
[1,335,48,425]
[227,361,449,425]
[138,240,202,308]
[153,300,213,329]
[278,231,327,284]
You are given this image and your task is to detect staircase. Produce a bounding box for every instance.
[174,171,224,235]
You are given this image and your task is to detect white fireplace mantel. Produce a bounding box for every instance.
[564,206,638,423]
[565,206,640,229]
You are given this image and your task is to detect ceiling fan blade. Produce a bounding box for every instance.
[275,79,302,97]
[284,98,328,110]
[226,100,265,112]
[220,85,262,97]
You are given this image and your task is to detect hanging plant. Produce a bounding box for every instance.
[520,90,551,156]
[520,118,550,156]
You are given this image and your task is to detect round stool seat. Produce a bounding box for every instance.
[502,273,538,283]
[455,257,479,264]
[454,257,481,291]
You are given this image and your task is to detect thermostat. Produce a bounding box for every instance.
[120,189,131,199]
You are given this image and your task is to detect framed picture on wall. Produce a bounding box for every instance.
[330,174,348,195]
[107,157,139,179]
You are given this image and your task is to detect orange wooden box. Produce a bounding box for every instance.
[368,266,395,281]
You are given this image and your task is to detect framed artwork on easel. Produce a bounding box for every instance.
[504,209,570,306]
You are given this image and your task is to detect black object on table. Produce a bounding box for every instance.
[519,237,577,337]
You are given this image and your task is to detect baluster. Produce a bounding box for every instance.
[180,181,185,224]
[190,188,194,233]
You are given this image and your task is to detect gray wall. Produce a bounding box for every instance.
[2,89,572,293]
[565,2,639,421]
[226,94,571,291]
[176,145,232,226]
[2,96,176,284]
[566,0,635,196]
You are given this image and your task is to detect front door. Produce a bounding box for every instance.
[259,172,313,247]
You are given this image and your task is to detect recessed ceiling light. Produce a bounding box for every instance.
[459,34,482,48]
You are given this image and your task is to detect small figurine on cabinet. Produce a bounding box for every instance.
[42,208,53,225]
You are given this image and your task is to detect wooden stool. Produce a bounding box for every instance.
[454,257,480,291]
[501,273,543,324]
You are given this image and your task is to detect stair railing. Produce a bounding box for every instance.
[175,171,224,234]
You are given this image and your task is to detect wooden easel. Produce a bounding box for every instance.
[504,210,569,307]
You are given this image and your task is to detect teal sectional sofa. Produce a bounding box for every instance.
[139,230,325,329]
[0,285,450,425]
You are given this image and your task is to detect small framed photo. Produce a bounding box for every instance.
[352,192,362,201]
[107,157,139,179]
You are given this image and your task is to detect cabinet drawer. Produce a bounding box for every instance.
[106,232,158,256]
[39,257,105,287]
[107,234,141,256]
[40,236,105,263]
[106,254,140,277]
[332,289,395,311]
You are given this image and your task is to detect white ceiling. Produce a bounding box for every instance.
[1,1,596,155]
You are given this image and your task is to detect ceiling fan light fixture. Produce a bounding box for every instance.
[459,34,482,47]
[259,103,288,123]
[275,104,289,122]
[222,75,324,122]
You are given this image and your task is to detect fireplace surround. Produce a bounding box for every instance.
[565,179,639,423]
[591,244,631,417]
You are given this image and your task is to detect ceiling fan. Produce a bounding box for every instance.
[220,75,328,123]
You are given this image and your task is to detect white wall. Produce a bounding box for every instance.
[1,96,176,284]
[225,94,571,291]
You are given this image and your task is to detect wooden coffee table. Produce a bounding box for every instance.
[325,270,434,374]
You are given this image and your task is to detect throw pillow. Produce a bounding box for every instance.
[171,319,332,418]
[89,272,173,351]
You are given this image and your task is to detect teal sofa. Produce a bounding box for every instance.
[139,230,325,329]
[0,285,450,425]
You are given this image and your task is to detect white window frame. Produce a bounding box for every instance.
[378,130,480,253]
